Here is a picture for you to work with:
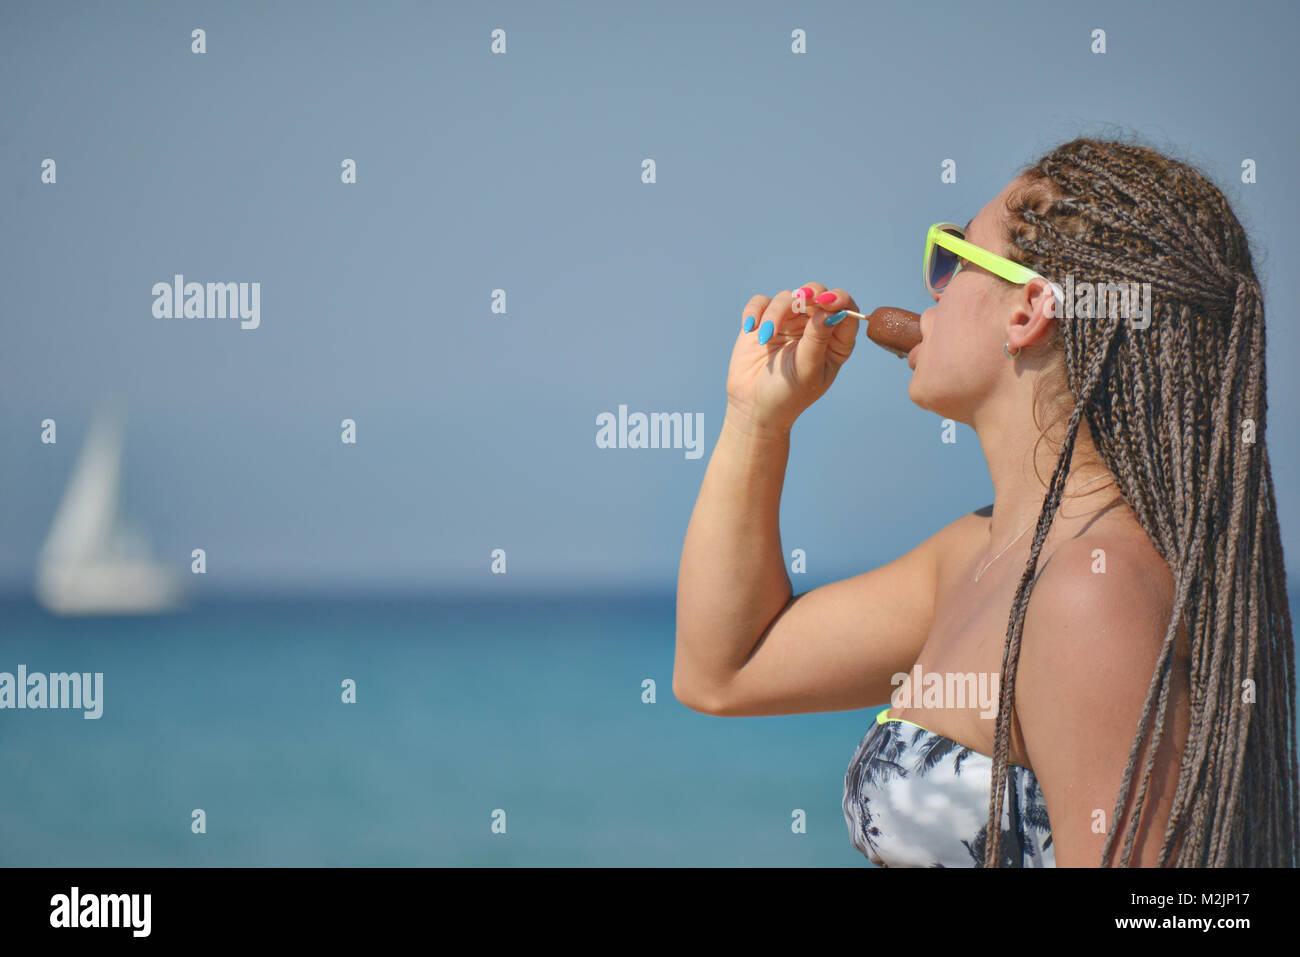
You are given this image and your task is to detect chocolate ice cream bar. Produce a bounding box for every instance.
[840,307,923,358]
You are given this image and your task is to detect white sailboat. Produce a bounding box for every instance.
[34,398,185,615]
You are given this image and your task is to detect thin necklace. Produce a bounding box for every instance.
[973,473,1111,582]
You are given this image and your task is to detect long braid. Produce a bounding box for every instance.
[979,138,1298,867]
[985,309,1121,865]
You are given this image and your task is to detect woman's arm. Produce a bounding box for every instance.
[673,408,795,710]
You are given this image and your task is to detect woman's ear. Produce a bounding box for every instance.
[1007,278,1059,351]
[1033,277,1062,319]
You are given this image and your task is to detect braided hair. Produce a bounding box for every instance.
[982,137,1297,866]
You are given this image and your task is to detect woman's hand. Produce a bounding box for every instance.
[725,283,862,435]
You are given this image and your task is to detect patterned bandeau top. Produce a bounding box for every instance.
[842,707,1055,867]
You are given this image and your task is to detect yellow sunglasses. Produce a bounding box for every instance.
[924,222,1063,310]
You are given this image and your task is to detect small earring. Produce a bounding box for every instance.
[1003,342,1020,358]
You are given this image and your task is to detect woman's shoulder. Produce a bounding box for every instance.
[1044,522,1167,581]
[1029,523,1185,659]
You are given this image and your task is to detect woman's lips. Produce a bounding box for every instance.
[908,343,919,368]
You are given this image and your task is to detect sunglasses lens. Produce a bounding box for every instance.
[928,227,963,292]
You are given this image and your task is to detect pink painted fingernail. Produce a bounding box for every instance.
[795,286,814,299]
[814,291,837,304]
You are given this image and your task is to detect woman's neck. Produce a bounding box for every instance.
[979,412,1121,549]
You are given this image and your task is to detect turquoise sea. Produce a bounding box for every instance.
[5,586,1297,867]
[0,591,884,867]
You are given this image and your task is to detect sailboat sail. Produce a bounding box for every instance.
[34,400,184,615]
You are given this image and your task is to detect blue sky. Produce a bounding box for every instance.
[2,0,1296,595]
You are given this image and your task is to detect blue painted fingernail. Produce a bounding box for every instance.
[757,319,774,345]
[743,315,755,332]
[824,310,847,327]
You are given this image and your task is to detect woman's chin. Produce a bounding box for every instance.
[906,376,925,409]
[907,379,953,419]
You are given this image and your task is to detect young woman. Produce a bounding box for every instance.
[673,137,1297,867]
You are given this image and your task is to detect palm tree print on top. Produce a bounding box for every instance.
[842,709,1055,867]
